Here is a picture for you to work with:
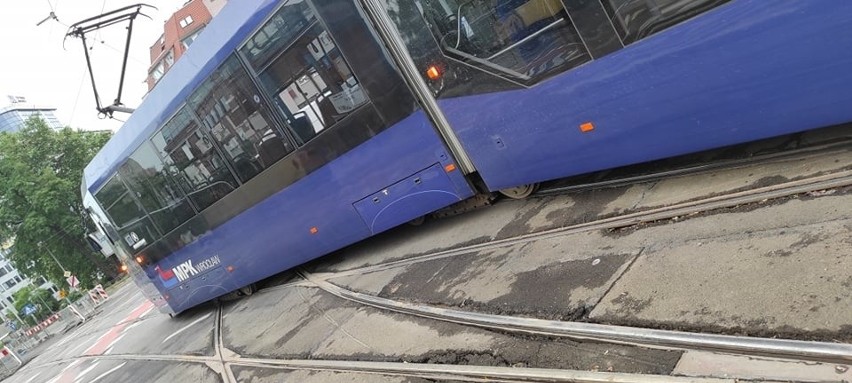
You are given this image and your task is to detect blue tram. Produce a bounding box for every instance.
[82,0,852,314]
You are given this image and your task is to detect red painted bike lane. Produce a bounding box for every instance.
[49,300,154,383]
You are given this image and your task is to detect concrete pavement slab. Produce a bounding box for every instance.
[221,286,681,374]
[590,218,852,338]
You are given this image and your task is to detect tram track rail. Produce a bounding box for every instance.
[33,351,744,383]
[300,272,852,365]
[311,169,852,281]
[535,136,852,196]
[291,168,852,368]
[26,304,746,383]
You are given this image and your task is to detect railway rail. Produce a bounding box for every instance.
[536,134,852,196]
[27,304,746,383]
[310,168,852,281]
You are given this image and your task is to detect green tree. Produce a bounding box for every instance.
[0,116,112,289]
[12,285,60,326]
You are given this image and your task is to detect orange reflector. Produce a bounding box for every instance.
[426,65,442,80]
[310,227,319,234]
[120,264,128,272]
[444,163,457,173]
[580,122,595,132]
[226,265,235,272]
[135,255,144,264]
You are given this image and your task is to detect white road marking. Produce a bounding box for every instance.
[89,362,127,383]
[45,361,80,383]
[103,333,127,354]
[124,321,143,332]
[73,361,100,383]
[161,312,212,344]
[140,305,156,318]
[21,373,41,383]
[65,340,90,357]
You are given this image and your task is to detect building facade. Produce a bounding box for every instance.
[0,245,57,318]
[0,96,64,133]
[146,0,228,91]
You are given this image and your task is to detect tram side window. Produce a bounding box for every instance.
[94,176,159,251]
[118,143,196,235]
[151,107,239,211]
[411,0,590,82]
[602,0,730,44]
[240,3,368,144]
[188,55,294,183]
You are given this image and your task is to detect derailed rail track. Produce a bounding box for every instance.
[299,169,852,366]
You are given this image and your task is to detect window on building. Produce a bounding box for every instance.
[187,55,294,182]
[151,107,238,211]
[165,49,175,68]
[14,276,22,283]
[0,268,7,278]
[5,297,12,304]
[151,62,165,83]
[4,280,15,289]
[182,28,204,50]
[179,15,194,28]
[241,3,369,144]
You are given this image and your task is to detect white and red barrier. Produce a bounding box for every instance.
[88,284,109,305]
[23,313,61,337]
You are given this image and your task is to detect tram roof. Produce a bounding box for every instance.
[83,0,277,192]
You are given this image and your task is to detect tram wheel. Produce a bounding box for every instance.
[407,215,426,226]
[498,183,540,199]
[238,284,257,297]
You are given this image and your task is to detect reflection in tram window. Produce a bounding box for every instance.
[95,176,160,250]
[415,0,590,82]
[118,143,196,235]
[240,4,368,144]
[603,0,730,44]
[188,55,294,183]
[151,107,239,211]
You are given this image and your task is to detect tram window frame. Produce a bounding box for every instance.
[238,1,371,145]
[397,0,593,85]
[94,174,160,252]
[117,142,197,236]
[186,54,295,183]
[601,0,731,45]
[150,106,240,212]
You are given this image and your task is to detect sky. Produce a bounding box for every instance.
[0,0,190,132]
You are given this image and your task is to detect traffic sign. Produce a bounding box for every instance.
[66,275,79,288]
[21,303,36,316]
[63,270,71,278]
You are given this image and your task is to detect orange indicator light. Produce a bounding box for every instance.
[135,255,144,264]
[310,227,319,234]
[580,122,595,133]
[120,264,128,272]
[426,65,442,80]
[444,163,457,173]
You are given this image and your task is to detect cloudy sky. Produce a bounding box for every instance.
[0,0,189,131]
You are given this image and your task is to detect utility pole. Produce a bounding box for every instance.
[44,247,67,275]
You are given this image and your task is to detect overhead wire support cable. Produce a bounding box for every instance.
[64,3,157,119]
